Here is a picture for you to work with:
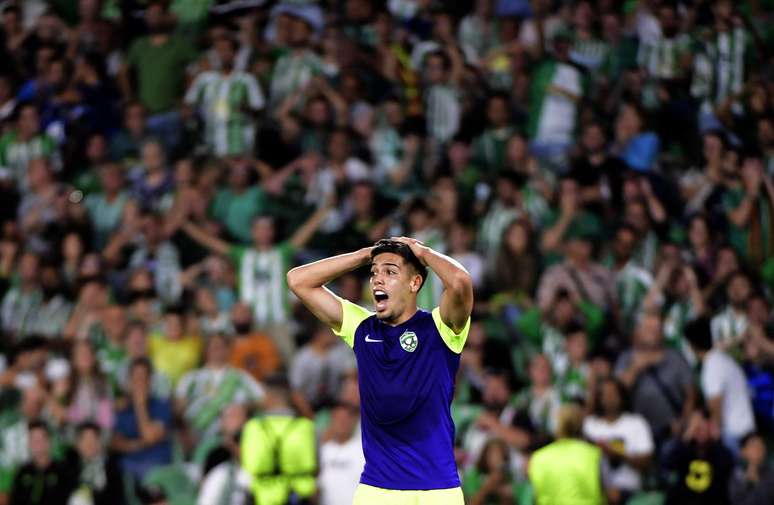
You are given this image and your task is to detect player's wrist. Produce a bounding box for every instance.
[357,247,373,265]
[413,244,429,265]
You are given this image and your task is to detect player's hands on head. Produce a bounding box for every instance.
[390,236,428,265]
[359,245,375,265]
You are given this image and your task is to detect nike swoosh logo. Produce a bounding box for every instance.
[364,335,383,343]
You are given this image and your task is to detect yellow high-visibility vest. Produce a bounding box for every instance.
[528,438,604,505]
[241,415,317,505]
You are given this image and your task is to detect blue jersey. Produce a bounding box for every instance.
[333,297,471,490]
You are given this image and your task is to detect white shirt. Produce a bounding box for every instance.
[702,349,755,438]
[197,462,252,505]
[451,252,485,290]
[318,434,365,505]
[583,413,654,491]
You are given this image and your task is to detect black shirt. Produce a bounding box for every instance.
[10,460,77,505]
[665,440,734,505]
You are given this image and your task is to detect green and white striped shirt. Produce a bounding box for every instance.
[527,60,585,146]
[185,71,265,156]
[692,27,748,108]
[0,132,60,190]
[424,83,460,144]
[0,287,42,340]
[571,37,608,70]
[710,306,748,349]
[662,299,696,353]
[370,126,403,182]
[175,366,264,438]
[615,262,653,336]
[24,295,72,340]
[472,126,517,173]
[269,50,323,106]
[458,15,500,64]
[478,201,521,263]
[230,243,295,327]
[638,34,692,80]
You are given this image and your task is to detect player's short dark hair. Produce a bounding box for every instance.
[685,316,713,352]
[371,239,428,289]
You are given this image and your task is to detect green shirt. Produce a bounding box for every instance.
[211,186,268,244]
[472,126,517,174]
[516,305,604,350]
[462,468,521,505]
[541,209,604,266]
[170,0,213,27]
[127,36,198,114]
[89,324,127,397]
[723,187,774,267]
[84,191,129,249]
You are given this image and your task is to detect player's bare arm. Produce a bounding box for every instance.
[286,247,373,331]
[392,236,474,332]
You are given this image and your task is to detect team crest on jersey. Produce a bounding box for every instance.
[399,331,418,352]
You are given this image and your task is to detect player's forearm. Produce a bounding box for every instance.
[419,247,472,294]
[287,247,372,290]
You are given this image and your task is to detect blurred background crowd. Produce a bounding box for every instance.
[0,0,773,504]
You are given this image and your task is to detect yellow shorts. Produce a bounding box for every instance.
[352,483,464,505]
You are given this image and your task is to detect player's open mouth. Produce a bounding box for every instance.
[373,289,388,311]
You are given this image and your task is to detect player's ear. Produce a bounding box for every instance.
[410,274,422,293]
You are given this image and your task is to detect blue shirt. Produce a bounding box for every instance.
[621,132,660,172]
[334,298,470,490]
[113,396,173,480]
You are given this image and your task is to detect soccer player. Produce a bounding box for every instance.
[287,237,473,504]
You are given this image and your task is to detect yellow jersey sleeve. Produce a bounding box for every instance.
[431,307,471,354]
[333,297,373,348]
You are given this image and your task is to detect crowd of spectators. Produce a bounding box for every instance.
[0,0,773,504]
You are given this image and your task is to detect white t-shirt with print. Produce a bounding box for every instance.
[318,434,365,505]
[583,413,654,491]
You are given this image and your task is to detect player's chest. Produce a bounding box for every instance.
[354,327,431,367]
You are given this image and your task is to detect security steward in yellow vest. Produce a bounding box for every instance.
[241,374,317,505]
[528,404,604,505]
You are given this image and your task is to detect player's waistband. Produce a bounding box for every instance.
[353,484,464,505]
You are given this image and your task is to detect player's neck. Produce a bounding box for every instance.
[386,305,419,327]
